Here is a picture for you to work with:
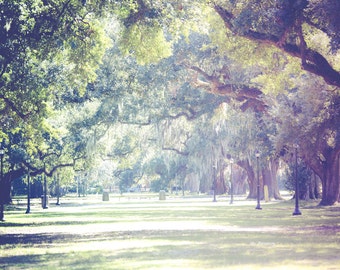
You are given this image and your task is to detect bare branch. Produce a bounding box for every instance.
[162,146,189,156]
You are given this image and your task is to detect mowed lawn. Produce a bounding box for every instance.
[1,194,340,270]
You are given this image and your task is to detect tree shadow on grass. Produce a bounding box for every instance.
[0,231,124,246]
[0,220,113,228]
[1,236,335,270]
[0,233,76,246]
[0,230,162,247]
[1,254,44,266]
[1,229,340,269]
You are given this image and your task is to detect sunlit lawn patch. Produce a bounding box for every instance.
[1,194,340,269]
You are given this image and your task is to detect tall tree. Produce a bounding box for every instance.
[271,74,340,205]
[0,0,111,218]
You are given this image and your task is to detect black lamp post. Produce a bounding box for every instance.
[255,151,262,210]
[230,158,234,204]
[212,165,217,202]
[43,174,48,209]
[25,160,31,214]
[56,173,60,205]
[0,147,5,222]
[293,144,302,215]
[76,175,80,197]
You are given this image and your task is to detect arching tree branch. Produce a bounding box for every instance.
[187,65,266,112]
[213,4,340,88]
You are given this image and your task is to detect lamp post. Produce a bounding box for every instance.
[255,151,262,210]
[77,174,81,197]
[212,165,217,202]
[0,147,5,222]
[43,174,48,209]
[25,160,31,214]
[293,144,302,215]
[56,173,60,205]
[230,158,234,204]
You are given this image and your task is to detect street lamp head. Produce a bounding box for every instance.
[255,151,260,158]
[293,143,299,149]
[230,158,234,164]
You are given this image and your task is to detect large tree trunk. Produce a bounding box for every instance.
[1,173,16,205]
[216,165,227,195]
[0,172,16,221]
[233,167,247,195]
[238,159,256,199]
[0,167,26,204]
[262,158,283,200]
[303,172,322,200]
[308,148,340,206]
[0,184,6,221]
[239,158,282,200]
[309,173,322,200]
[319,152,340,206]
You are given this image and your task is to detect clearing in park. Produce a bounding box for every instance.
[1,194,340,270]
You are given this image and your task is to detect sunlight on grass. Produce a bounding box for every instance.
[1,195,340,269]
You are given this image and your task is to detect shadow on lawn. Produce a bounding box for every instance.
[0,232,82,246]
[1,254,44,267]
[1,228,339,269]
[0,231,129,246]
[0,219,117,228]
[0,235,333,270]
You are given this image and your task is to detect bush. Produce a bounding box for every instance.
[284,161,312,199]
[150,178,168,192]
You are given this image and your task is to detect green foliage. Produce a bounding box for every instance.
[1,0,339,206]
[11,177,26,196]
[304,0,340,52]
[251,60,302,94]
[284,160,312,199]
[270,73,339,177]
[112,0,139,19]
[56,19,112,95]
[119,22,172,64]
[206,6,303,96]
[149,178,166,192]
[0,0,113,186]
[118,169,134,193]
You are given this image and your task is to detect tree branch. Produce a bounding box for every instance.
[162,146,189,156]
[0,94,31,120]
[187,65,266,112]
[213,4,340,88]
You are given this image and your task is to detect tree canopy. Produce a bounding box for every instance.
[0,0,339,208]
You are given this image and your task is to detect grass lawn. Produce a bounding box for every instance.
[1,193,340,270]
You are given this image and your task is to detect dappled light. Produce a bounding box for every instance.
[0,1,340,269]
[1,196,340,269]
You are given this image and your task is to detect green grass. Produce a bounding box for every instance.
[1,194,340,270]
